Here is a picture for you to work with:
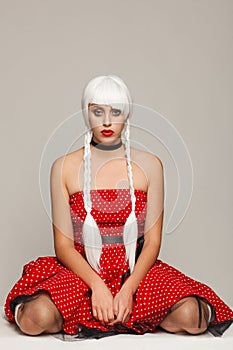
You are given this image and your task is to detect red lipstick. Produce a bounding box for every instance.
[101,129,114,137]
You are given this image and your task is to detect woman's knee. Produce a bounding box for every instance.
[16,293,63,335]
[177,296,208,334]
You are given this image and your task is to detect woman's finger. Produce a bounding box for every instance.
[107,308,115,323]
[122,309,132,324]
[113,301,119,318]
[96,308,104,324]
[92,307,97,318]
[114,306,125,324]
[102,308,111,324]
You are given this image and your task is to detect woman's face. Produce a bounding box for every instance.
[88,103,126,144]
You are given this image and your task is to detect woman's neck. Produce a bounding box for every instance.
[90,137,123,151]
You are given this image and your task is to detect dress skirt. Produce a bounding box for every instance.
[4,189,233,339]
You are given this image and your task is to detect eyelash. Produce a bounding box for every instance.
[93,109,121,116]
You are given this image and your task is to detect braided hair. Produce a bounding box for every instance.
[81,75,137,274]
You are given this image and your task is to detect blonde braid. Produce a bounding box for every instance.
[124,118,136,211]
[82,128,102,273]
[123,118,138,273]
[83,129,92,212]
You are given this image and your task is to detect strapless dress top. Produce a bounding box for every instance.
[69,188,147,244]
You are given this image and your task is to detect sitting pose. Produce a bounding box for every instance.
[5,74,233,339]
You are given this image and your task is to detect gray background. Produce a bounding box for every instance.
[0,0,232,309]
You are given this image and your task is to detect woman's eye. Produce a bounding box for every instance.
[112,109,121,116]
[93,109,102,116]
[92,108,121,116]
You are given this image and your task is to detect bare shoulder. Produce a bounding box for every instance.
[131,147,163,170]
[51,148,84,176]
[131,147,164,191]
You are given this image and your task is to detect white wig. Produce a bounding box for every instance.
[81,74,133,127]
[81,75,137,274]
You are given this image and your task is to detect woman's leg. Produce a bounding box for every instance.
[15,291,63,335]
[159,296,211,335]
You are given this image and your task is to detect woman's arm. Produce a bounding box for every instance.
[121,211,163,295]
[50,156,115,324]
[110,154,164,325]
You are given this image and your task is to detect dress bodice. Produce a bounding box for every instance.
[69,188,147,243]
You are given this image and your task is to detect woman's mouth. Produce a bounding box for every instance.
[101,130,114,137]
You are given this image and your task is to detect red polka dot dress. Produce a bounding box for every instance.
[4,189,233,338]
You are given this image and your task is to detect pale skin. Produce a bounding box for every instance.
[16,103,211,335]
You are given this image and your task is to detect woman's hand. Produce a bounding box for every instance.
[91,281,115,325]
[108,285,134,326]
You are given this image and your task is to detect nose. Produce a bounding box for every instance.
[103,112,112,127]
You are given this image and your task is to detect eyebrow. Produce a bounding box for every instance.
[89,104,120,110]
[89,105,105,110]
[89,104,109,108]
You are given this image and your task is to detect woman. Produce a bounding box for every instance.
[5,74,233,339]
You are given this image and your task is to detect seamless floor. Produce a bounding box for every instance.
[1,308,233,350]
